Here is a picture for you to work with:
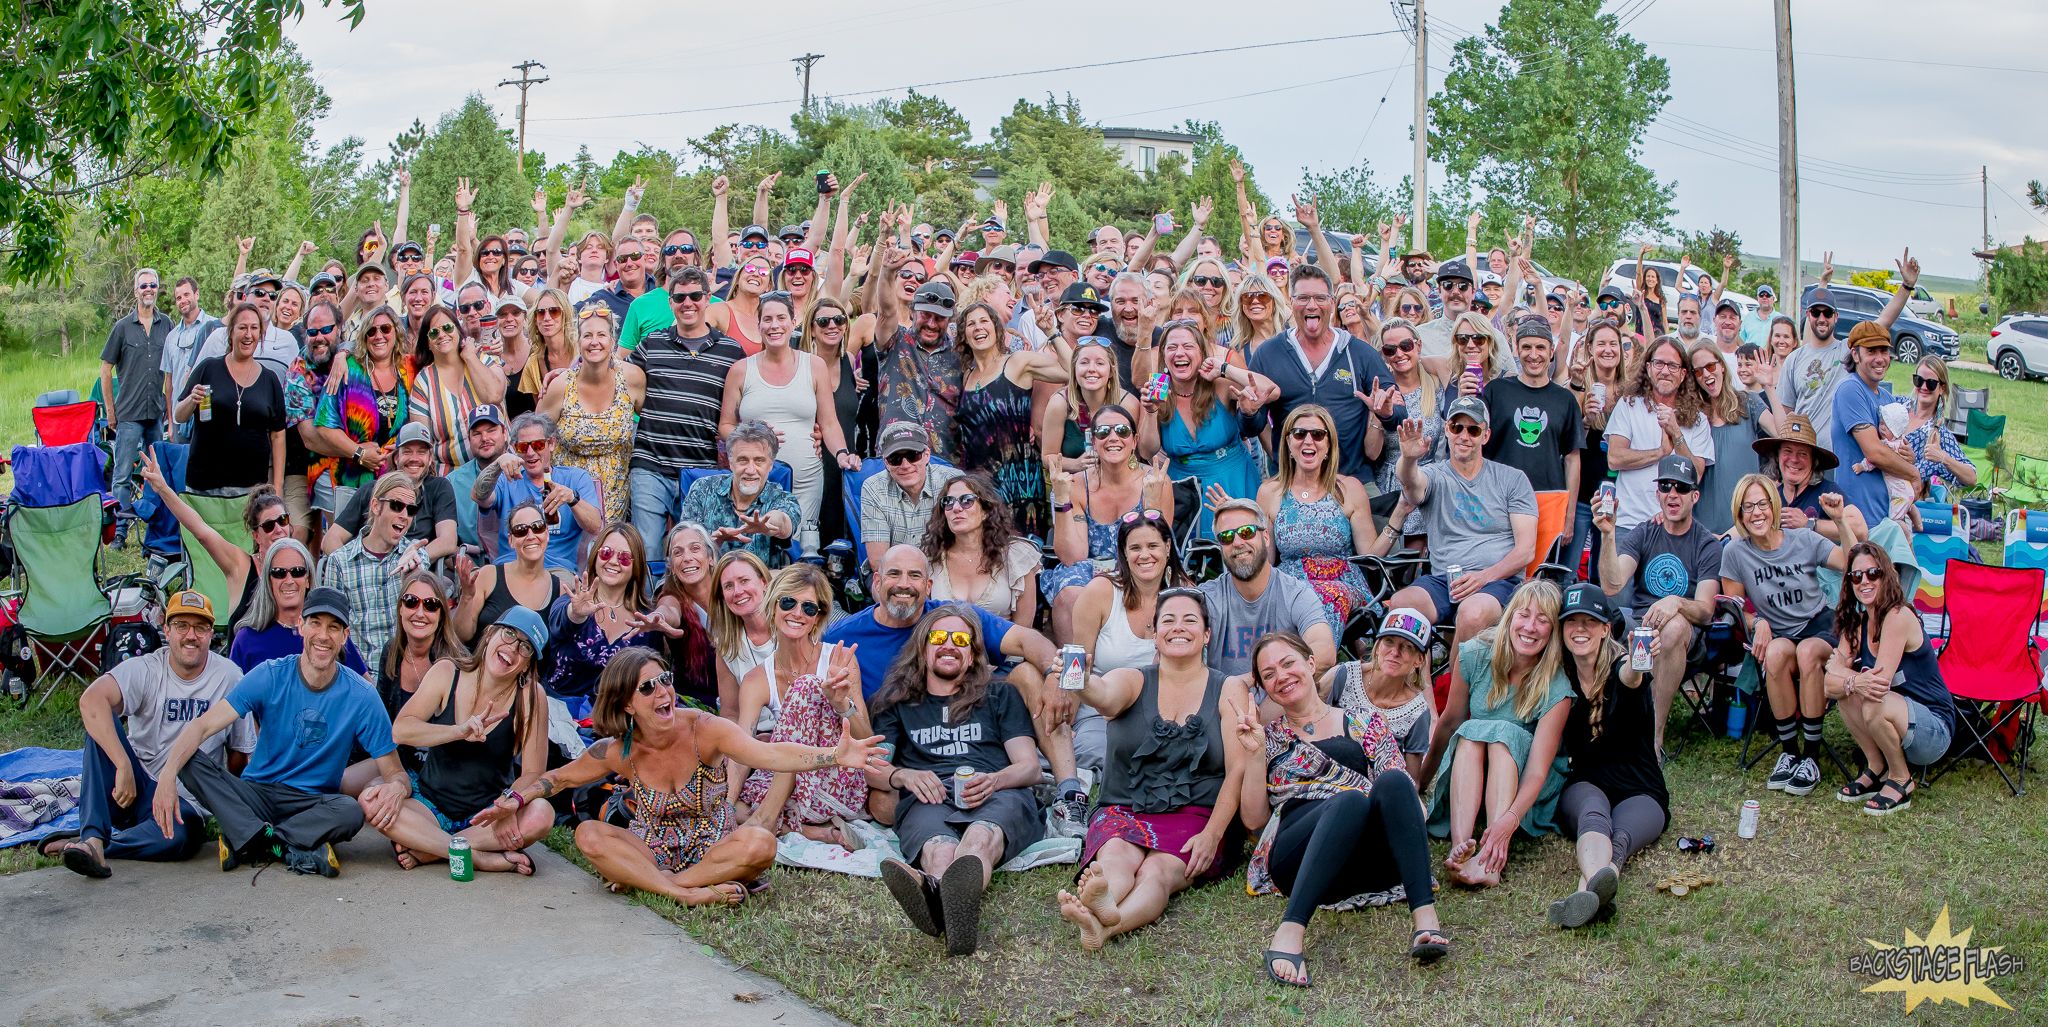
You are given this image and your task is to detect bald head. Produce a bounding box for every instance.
[874,545,932,625]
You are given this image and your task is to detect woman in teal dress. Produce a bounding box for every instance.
[1419,580,1573,889]
[1259,403,1377,634]
[1138,319,1276,539]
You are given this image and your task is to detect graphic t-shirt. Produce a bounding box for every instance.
[823,600,1015,700]
[1776,337,1847,439]
[1481,377,1584,493]
[1720,528,1837,633]
[226,656,395,793]
[1416,459,1538,578]
[1616,519,1725,618]
[111,650,254,804]
[872,680,1034,775]
[1200,572,1329,677]
[1604,396,1715,531]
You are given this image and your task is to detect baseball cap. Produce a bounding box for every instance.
[981,215,1006,232]
[777,224,803,242]
[1715,297,1743,316]
[1029,249,1080,274]
[912,281,957,317]
[468,404,505,429]
[493,606,548,657]
[1376,607,1433,651]
[1560,582,1617,624]
[978,244,1019,270]
[739,224,770,243]
[395,422,434,450]
[351,261,390,282]
[953,250,980,269]
[302,586,353,628]
[1480,271,1503,287]
[782,247,815,270]
[494,293,527,314]
[1597,284,1628,304]
[1514,315,1554,341]
[1806,289,1837,314]
[1756,284,1776,298]
[1655,452,1699,488]
[1435,259,1474,284]
[1265,256,1289,275]
[879,421,931,458]
[1058,282,1109,312]
[1445,395,1488,426]
[309,271,340,292]
[163,589,216,625]
[933,227,956,242]
[246,268,284,288]
[392,240,425,259]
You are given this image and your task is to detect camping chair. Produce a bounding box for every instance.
[1667,596,1764,754]
[0,496,148,706]
[31,391,99,449]
[1527,490,1577,586]
[2001,454,2048,511]
[1930,561,2047,795]
[1907,501,1974,619]
[1947,386,1989,440]
[665,462,802,570]
[170,493,252,620]
[2002,510,2048,615]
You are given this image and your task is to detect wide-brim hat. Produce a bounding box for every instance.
[1752,413,1838,472]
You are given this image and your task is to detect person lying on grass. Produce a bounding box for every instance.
[1055,588,1245,951]
[495,646,884,906]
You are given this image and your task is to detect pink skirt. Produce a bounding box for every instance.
[1079,804,1231,884]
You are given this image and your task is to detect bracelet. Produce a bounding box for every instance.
[888,769,903,789]
[456,207,472,216]
[1053,501,1074,513]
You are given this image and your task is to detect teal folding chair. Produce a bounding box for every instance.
[2,496,140,706]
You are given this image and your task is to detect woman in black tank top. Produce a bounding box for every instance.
[454,502,565,646]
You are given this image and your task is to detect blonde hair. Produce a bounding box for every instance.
[1728,472,1782,545]
[1276,404,1340,499]
[1227,272,1290,350]
[520,287,573,396]
[1391,285,1432,324]
[764,563,832,645]
[1449,310,1506,382]
[710,549,772,662]
[1478,579,1566,721]
[1377,318,1439,419]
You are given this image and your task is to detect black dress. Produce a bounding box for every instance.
[1562,660,1668,812]
[181,357,286,492]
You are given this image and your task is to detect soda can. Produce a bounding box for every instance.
[1737,799,1760,839]
[1465,362,1484,389]
[1144,371,1171,404]
[875,741,896,764]
[1058,644,1087,691]
[1596,481,1618,519]
[197,387,213,422]
[448,836,474,882]
[1629,625,1656,672]
[1444,564,1463,585]
[953,767,976,807]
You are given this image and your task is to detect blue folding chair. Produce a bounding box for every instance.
[1908,500,1974,620]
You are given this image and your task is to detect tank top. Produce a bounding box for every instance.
[415,674,520,820]
[763,643,834,718]
[1856,629,1956,739]
[474,567,561,646]
[954,369,1048,541]
[724,629,775,720]
[1098,666,1228,811]
[737,355,817,462]
[1093,587,1157,672]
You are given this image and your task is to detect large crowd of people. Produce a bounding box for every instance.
[54,171,1973,980]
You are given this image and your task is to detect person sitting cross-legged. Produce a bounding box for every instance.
[1384,397,1538,647]
[152,587,411,878]
[42,591,253,878]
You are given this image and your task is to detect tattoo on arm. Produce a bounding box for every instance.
[531,776,558,799]
[809,748,836,768]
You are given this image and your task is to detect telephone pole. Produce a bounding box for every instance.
[792,53,825,115]
[1982,165,1992,274]
[1410,0,1429,253]
[498,60,549,175]
[1772,1,1798,304]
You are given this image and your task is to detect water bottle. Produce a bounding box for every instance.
[1725,685,1747,740]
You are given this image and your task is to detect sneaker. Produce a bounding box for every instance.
[1782,757,1821,797]
[285,843,341,878]
[1048,793,1089,839]
[220,825,281,872]
[1765,753,1798,791]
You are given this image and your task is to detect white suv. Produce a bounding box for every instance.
[1601,258,1755,318]
[1989,313,2048,380]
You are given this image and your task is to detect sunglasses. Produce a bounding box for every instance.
[579,306,614,321]
[1091,423,1134,440]
[1657,480,1695,495]
[366,323,395,338]
[248,288,278,301]
[257,514,291,534]
[1089,263,1120,274]
[1848,567,1886,584]
[636,671,675,696]
[1445,421,1485,437]
[1807,307,1835,318]
[480,249,505,258]
[1190,275,1226,288]
[813,314,848,328]
[741,266,769,279]
[1453,332,1490,345]
[399,593,443,612]
[1597,298,1622,309]
[669,290,707,304]
[384,498,420,516]
[1398,303,1426,315]
[1289,426,1329,442]
[1381,339,1417,356]
[663,244,698,256]
[509,520,548,538]
[429,323,459,339]
[1676,835,1716,854]
[926,629,975,647]
[1119,509,1165,525]
[940,494,981,511]
[536,306,564,318]
[1439,281,1472,292]
[739,239,768,250]
[137,282,160,291]
[1691,362,1721,376]
[1912,374,1942,392]
[1242,293,1271,304]
[304,323,338,338]
[268,564,309,580]
[1216,523,1264,544]
[595,546,634,567]
[614,252,645,263]
[885,450,925,466]
[514,267,540,278]
[458,301,489,313]
[777,596,824,617]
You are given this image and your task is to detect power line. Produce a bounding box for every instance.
[1655,114,1979,186]
[530,32,1405,124]
[1348,53,1411,162]
[1989,180,2048,233]
[1642,38,2048,76]
[1106,63,1406,122]
[1617,0,1660,29]
[1647,132,1978,209]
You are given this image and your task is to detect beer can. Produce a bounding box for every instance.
[1737,799,1760,839]
[1444,564,1464,584]
[875,741,896,764]
[953,767,976,807]
[1144,371,1171,404]
[197,388,213,422]
[1057,644,1087,691]
[1629,625,1656,672]
[448,836,474,882]
[1464,362,1484,388]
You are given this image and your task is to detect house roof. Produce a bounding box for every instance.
[1098,127,1199,144]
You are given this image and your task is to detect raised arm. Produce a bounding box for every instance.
[1464,211,1482,276]
[282,239,315,285]
[137,450,250,582]
[393,167,413,249]
[802,172,838,253]
[710,175,734,268]
[610,176,646,242]
[1168,196,1212,268]
[1024,182,1053,249]
[751,171,780,230]
[453,178,479,286]
[1296,195,1338,277]
[1393,419,1432,506]
[1875,247,1918,330]
[540,184,584,272]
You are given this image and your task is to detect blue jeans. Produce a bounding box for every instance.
[629,466,680,575]
[80,720,205,861]
[110,419,160,531]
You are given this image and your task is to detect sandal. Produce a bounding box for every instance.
[1836,769,1885,803]
[35,831,79,858]
[1409,928,1451,964]
[1862,779,1913,817]
[57,837,111,879]
[1263,948,1311,987]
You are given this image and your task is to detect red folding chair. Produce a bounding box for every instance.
[1932,560,2047,795]
[32,401,98,448]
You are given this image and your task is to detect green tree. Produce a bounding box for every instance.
[408,96,528,241]
[1428,0,1674,285]
[1655,226,1745,281]
[1298,161,1402,241]
[0,0,366,282]
[1989,239,2048,316]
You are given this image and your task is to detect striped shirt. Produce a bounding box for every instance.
[315,536,417,660]
[407,361,497,476]
[629,326,743,474]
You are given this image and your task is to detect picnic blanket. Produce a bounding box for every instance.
[0,746,84,848]
[773,813,1080,878]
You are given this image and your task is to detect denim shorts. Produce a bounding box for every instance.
[1900,695,1953,766]
[1413,573,1517,622]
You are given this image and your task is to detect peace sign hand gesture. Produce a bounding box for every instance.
[823,645,859,705]
[1224,696,1263,754]
[459,708,509,743]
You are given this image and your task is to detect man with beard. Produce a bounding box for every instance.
[444,405,508,551]
[1740,284,1778,347]
[678,420,800,568]
[1386,397,1539,645]
[871,249,964,462]
[871,604,1047,956]
[860,422,963,566]
[1101,274,1152,397]
[323,422,459,567]
[1414,259,1474,364]
[1199,501,1334,681]
[41,591,251,877]
[1708,298,1745,372]
[620,228,707,350]
[1832,320,1921,527]
[1481,317,1583,497]
[154,588,408,878]
[161,276,222,444]
[1247,264,1396,480]
[1673,294,1705,347]
[471,412,604,572]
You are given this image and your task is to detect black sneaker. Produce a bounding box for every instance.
[1782,757,1821,797]
[285,843,341,878]
[1765,753,1797,791]
[221,825,281,871]
[1048,792,1089,839]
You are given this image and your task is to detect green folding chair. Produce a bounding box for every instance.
[2,497,127,706]
[2005,454,2048,510]
[174,492,253,618]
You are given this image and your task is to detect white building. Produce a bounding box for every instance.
[1099,127,1197,175]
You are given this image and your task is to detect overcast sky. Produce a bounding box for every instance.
[287,0,2048,278]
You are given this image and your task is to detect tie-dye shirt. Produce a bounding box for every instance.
[314,355,412,489]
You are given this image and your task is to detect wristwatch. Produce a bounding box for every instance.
[501,787,524,805]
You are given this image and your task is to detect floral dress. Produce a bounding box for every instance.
[556,366,636,523]
[1273,490,1371,633]
[1246,709,1411,909]
[545,595,658,721]
[955,370,1049,541]
[737,644,866,832]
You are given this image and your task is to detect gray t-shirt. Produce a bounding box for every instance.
[1417,459,1537,577]
[1720,528,1837,633]
[110,650,255,807]
[1776,337,1847,439]
[1616,519,1725,618]
[1202,572,1327,677]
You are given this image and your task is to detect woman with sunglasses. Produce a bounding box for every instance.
[228,537,368,673]
[1825,543,1956,817]
[407,304,506,476]
[453,501,567,645]
[1335,287,1378,343]
[1141,319,1270,539]
[335,569,466,799]
[511,255,543,296]
[1181,257,1232,333]
[1439,312,1506,407]
[953,301,1069,542]
[137,462,294,636]
[546,523,660,721]
[925,473,1041,624]
[1043,407,1174,643]
[711,550,777,720]
[1566,319,1628,581]
[801,296,875,544]
[1040,338,1136,477]
[545,647,880,906]
[1262,405,1375,633]
[539,307,645,525]
[718,294,861,553]
[1237,633,1447,986]
[1083,255,1124,295]
[510,287,574,420]
[1225,274,1290,359]
[1371,319,1442,537]
[640,523,723,713]
[1899,358,1977,495]
[465,234,518,305]
[1057,587,1243,951]
[382,611,553,875]
[730,565,870,844]
[1420,580,1573,889]
[1691,339,1771,535]
[313,306,410,519]
[1070,512,1189,772]
[707,254,773,355]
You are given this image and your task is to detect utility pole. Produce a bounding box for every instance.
[498,60,549,176]
[1411,0,1429,253]
[1982,165,1992,275]
[1772,0,1798,305]
[792,53,825,115]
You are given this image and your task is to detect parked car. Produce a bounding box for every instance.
[1988,313,2048,380]
[1601,258,1756,320]
[1799,283,1959,364]
[1906,284,1945,322]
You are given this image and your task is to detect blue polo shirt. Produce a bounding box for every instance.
[823,600,1015,700]
[226,656,394,793]
[1247,327,1397,479]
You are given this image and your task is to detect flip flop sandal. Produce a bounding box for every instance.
[940,855,986,957]
[1409,929,1451,964]
[1264,949,1311,987]
[61,839,111,879]
[36,831,79,858]
[881,858,942,938]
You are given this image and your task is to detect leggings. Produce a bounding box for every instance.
[1267,770,1435,927]
[1558,781,1667,866]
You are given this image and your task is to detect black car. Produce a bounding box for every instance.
[1799,283,1958,364]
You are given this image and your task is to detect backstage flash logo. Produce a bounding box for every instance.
[1847,906,2023,1012]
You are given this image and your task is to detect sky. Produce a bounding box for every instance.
[285,0,2048,279]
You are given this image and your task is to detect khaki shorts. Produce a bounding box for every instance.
[281,474,313,531]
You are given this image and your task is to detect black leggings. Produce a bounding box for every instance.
[1558,781,1667,866]
[1267,770,1435,927]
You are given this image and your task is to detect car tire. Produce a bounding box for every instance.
[1998,350,2028,381]
[1893,335,1922,365]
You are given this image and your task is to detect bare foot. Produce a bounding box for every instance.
[798,822,851,850]
[392,843,419,871]
[1057,889,1107,951]
[472,848,535,875]
[676,881,748,907]
[1078,866,1121,927]
[1446,840,1492,887]
[605,880,629,894]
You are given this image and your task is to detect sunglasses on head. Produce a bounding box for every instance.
[305,323,338,338]
[268,563,309,580]
[399,593,443,612]
[940,493,982,511]
[257,514,291,534]
[1091,423,1134,440]
[595,546,634,567]
[777,596,823,617]
[884,449,926,466]
[1119,508,1165,525]
[663,244,698,256]
[926,629,974,647]
[1381,339,1417,356]
[1912,374,1942,391]
[509,520,548,538]
[1289,426,1328,441]
[1657,480,1695,495]
[514,439,548,454]
[636,671,675,696]
[1216,523,1264,544]
[1190,275,1226,288]
[384,498,419,516]
[1445,421,1485,437]
[1848,567,1886,584]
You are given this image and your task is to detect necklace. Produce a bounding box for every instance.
[1284,705,1331,737]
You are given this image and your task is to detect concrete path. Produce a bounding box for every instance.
[0,832,848,1027]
